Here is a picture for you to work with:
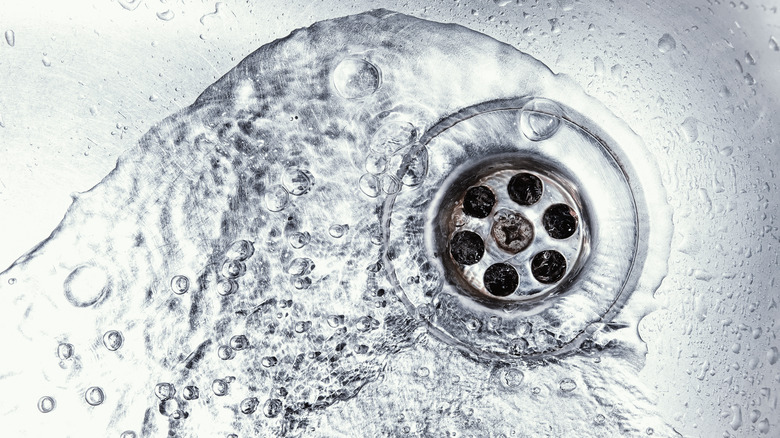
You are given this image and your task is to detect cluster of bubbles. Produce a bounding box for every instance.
[265,168,314,212]
[358,121,428,198]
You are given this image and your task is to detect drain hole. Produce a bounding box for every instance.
[483,263,519,297]
[491,209,533,254]
[543,204,578,239]
[450,231,485,265]
[462,186,495,218]
[507,173,543,206]
[531,250,566,284]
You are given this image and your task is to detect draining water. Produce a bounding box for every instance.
[2,7,769,438]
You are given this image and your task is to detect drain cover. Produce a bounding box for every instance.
[384,97,647,359]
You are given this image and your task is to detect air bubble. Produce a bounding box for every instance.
[483,263,519,297]
[261,356,278,367]
[287,258,314,276]
[519,99,562,141]
[226,240,255,260]
[559,378,577,392]
[170,275,190,295]
[117,0,141,11]
[463,186,495,218]
[229,335,249,350]
[293,277,312,290]
[294,321,312,333]
[264,185,289,212]
[359,173,381,198]
[449,231,484,265]
[543,204,578,239]
[212,379,228,396]
[263,398,283,418]
[281,168,313,196]
[370,121,417,155]
[154,383,175,401]
[85,386,105,406]
[327,315,345,327]
[218,345,236,360]
[531,250,567,284]
[216,278,238,296]
[120,431,137,438]
[221,259,246,278]
[381,174,401,194]
[182,385,199,400]
[63,265,109,307]
[499,369,525,388]
[328,224,348,238]
[288,231,311,249]
[332,57,381,99]
[102,330,124,351]
[507,173,543,206]
[37,396,55,413]
[240,397,259,414]
[364,153,387,174]
[57,343,74,360]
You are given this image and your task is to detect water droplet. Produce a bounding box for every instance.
[519,99,562,141]
[494,0,511,5]
[757,418,770,434]
[359,173,381,197]
[770,37,779,51]
[281,168,313,196]
[548,18,561,34]
[240,397,259,414]
[287,258,314,276]
[261,356,278,367]
[85,386,105,406]
[212,379,228,396]
[154,383,175,401]
[216,278,238,296]
[768,347,778,365]
[365,153,387,174]
[63,264,109,307]
[593,56,605,76]
[120,431,137,438]
[401,146,428,186]
[102,330,124,351]
[288,231,311,249]
[218,345,235,360]
[170,275,189,295]
[646,427,654,435]
[226,239,254,260]
[559,378,577,392]
[42,56,51,67]
[328,224,348,238]
[7,277,15,285]
[156,9,175,21]
[680,117,699,143]
[749,409,761,423]
[263,398,283,417]
[744,51,756,65]
[5,30,15,47]
[200,2,224,25]
[182,385,199,400]
[117,0,142,11]
[221,259,246,279]
[230,335,249,350]
[148,94,159,102]
[264,184,289,212]
[332,57,381,99]
[594,414,606,425]
[57,343,74,360]
[658,33,676,53]
[37,396,55,413]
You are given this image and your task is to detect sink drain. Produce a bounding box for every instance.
[384,97,651,359]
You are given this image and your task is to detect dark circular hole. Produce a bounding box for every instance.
[449,231,485,265]
[462,186,495,218]
[507,173,543,206]
[483,263,519,297]
[531,250,567,284]
[543,204,578,239]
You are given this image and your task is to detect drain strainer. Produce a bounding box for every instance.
[384,97,646,359]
